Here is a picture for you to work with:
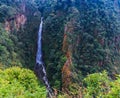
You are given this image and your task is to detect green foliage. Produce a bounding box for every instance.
[83,71,120,98]
[0,0,40,69]
[0,4,16,22]
[43,16,65,89]
[72,0,120,75]
[0,24,22,67]
[58,71,120,97]
[36,0,120,91]
[105,75,120,98]
[58,94,69,98]
[0,67,46,98]
[83,71,110,98]
[0,0,120,95]
[68,83,81,95]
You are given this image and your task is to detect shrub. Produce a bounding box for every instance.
[105,75,120,98]
[59,71,120,98]
[83,71,120,98]
[83,71,110,98]
[0,67,46,98]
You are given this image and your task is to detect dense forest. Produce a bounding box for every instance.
[0,0,120,98]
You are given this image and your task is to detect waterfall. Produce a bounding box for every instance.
[36,17,43,64]
[35,18,53,98]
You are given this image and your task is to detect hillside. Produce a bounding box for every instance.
[0,0,120,97]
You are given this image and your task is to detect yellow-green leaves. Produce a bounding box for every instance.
[83,71,120,98]
[0,67,46,98]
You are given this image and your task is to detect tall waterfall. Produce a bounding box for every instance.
[36,17,43,64]
[35,18,53,97]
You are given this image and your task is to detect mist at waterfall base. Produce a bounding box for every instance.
[34,18,53,97]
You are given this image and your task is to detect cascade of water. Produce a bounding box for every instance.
[36,17,43,64]
[35,17,53,98]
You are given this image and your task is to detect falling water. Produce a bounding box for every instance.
[36,17,43,64]
[35,17,53,98]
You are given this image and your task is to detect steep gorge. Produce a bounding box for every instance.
[0,0,120,96]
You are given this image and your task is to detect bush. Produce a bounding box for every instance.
[83,71,120,98]
[83,71,110,98]
[0,67,46,98]
[105,75,120,98]
[58,71,120,98]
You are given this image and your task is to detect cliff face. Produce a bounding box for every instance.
[5,14,26,32]
[42,0,120,92]
[0,0,40,68]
